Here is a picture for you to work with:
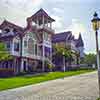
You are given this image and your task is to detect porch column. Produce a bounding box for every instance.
[42,44,45,72]
[50,47,53,71]
[42,30,45,72]
[14,58,17,74]
[20,59,24,72]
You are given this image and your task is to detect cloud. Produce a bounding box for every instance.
[51,15,64,32]
[53,0,65,3]
[1,0,43,10]
[0,0,44,26]
[66,19,86,39]
[53,7,64,13]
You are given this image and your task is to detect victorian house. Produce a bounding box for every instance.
[0,9,55,75]
[52,31,84,71]
[0,9,84,75]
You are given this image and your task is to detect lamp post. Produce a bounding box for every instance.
[91,12,100,97]
[62,52,66,72]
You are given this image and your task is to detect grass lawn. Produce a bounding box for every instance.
[0,69,95,91]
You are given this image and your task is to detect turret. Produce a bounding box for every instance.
[26,9,55,32]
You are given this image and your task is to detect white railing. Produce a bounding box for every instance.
[22,52,42,60]
[36,25,55,33]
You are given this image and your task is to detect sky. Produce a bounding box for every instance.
[0,0,100,54]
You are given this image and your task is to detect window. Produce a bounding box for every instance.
[13,28,17,33]
[14,42,20,51]
[6,42,10,51]
[28,38,34,54]
[4,28,10,33]
[24,40,27,47]
[35,44,37,55]
[44,32,48,41]
[44,32,51,42]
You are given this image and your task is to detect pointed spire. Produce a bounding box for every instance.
[78,33,82,40]
[76,33,84,47]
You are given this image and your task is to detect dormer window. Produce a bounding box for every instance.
[4,28,10,33]
[13,28,17,33]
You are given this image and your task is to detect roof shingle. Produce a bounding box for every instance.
[52,31,72,43]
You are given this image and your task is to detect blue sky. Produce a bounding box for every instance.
[0,0,100,53]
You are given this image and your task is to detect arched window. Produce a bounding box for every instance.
[28,38,34,54]
[24,40,27,47]
[14,38,20,52]
[14,42,20,51]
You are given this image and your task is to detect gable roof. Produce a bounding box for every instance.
[31,8,55,22]
[52,31,72,43]
[75,33,84,47]
[0,20,24,31]
[0,20,24,38]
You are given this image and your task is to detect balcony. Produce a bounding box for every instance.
[36,25,55,33]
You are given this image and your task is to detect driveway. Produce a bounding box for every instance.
[0,71,98,100]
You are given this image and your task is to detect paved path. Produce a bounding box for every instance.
[0,71,99,100]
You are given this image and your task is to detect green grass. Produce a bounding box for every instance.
[0,69,95,91]
[97,98,100,100]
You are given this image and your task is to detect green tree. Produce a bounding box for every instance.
[54,45,73,60]
[0,42,12,61]
[53,45,73,71]
[82,53,96,65]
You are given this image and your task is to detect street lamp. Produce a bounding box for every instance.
[91,12,100,97]
[62,52,66,72]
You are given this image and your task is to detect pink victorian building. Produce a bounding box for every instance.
[0,9,84,76]
[0,9,55,75]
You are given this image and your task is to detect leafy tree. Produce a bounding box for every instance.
[53,45,73,71]
[0,42,12,61]
[81,53,96,65]
[53,45,73,60]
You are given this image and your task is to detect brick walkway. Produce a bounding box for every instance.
[0,71,98,100]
